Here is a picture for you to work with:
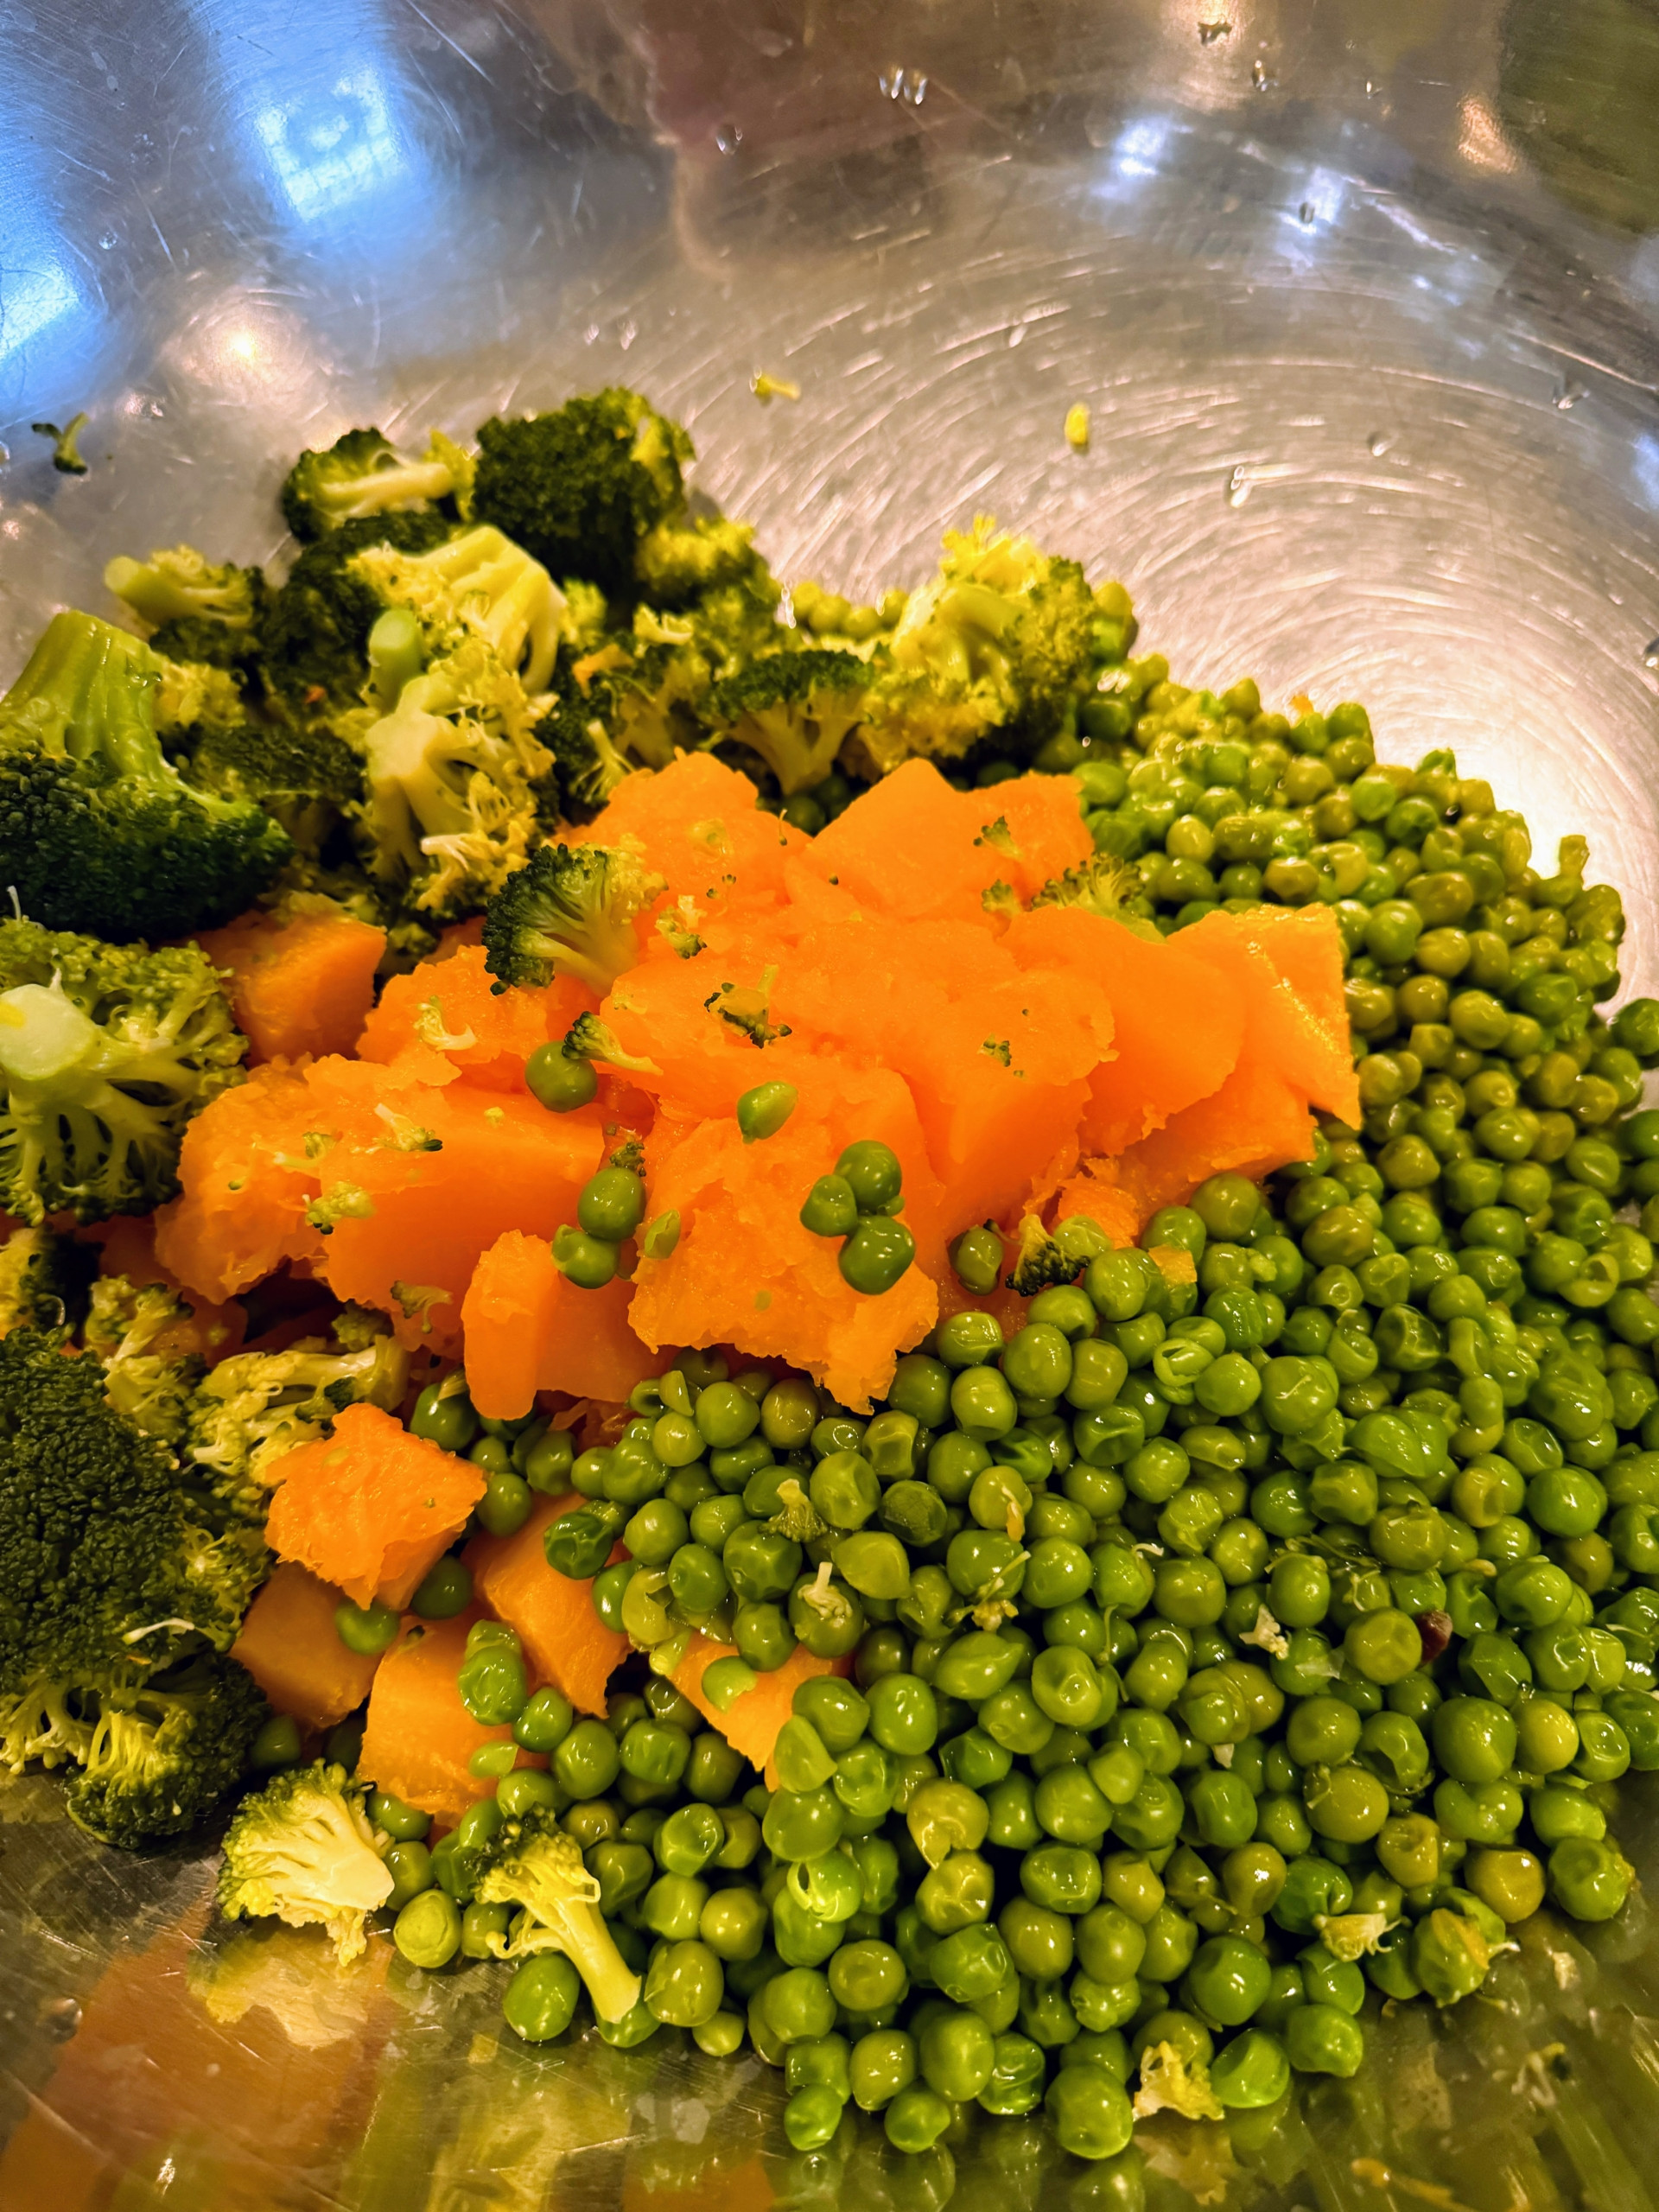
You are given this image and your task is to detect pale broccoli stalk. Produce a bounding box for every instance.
[1132,2041,1224,2122]
[104,545,265,633]
[474,1809,643,2024]
[353,525,565,695]
[0,1672,96,1772]
[219,1760,393,1967]
[481,840,666,995]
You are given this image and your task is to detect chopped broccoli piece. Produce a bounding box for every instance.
[219,1759,393,1964]
[0,1324,268,1700]
[184,1317,410,1516]
[535,680,637,818]
[482,839,665,995]
[706,648,869,795]
[632,512,773,609]
[563,1011,658,1074]
[474,1806,643,2023]
[354,634,556,919]
[1004,1211,1114,1296]
[33,413,89,474]
[0,1225,95,1339]
[258,511,454,715]
[281,428,474,543]
[66,1652,268,1848]
[181,715,366,866]
[351,524,563,696]
[855,519,1120,774]
[105,544,270,637]
[0,612,294,941]
[1030,852,1161,941]
[472,391,693,597]
[0,919,247,1224]
[83,1273,204,1444]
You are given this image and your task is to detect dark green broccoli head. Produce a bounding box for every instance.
[0,918,248,1224]
[472,391,693,596]
[184,714,366,865]
[65,1653,268,1847]
[632,512,774,610]
[0,612,293,942]
[534,673,635,821]
[0,1325,267,1699]
[483,838,665,996]
[281,428,473,543]
[707,648,869,796]
[258,511,453,713]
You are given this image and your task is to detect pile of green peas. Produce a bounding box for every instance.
[339,681,1659,2170]
[799,1139,919,1297]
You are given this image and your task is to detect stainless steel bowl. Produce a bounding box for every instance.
[3,3,1659,2204]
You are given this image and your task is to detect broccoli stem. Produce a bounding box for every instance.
[0,986,101,1084]
[368,607,424,710]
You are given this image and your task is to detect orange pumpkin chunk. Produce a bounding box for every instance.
[231,1562,381,1729]
[462,1230,657,1417]
[194,903,386,1065]
[464,1493,627,1716]
[264,1402,485,1610]
[359,1611,516,1821]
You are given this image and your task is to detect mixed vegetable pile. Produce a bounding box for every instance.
[3,386,1658,2176]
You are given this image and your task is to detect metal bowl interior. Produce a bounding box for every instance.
[3,2,1659,2205]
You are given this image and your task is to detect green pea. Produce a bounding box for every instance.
[1211,2028,1291,2109]
[502,1951,581,2042]
[384,1839,435,1908]
[1284,2000,1364,2076]
[394,1888,461,1970]
[410,1380,479,1452]
[409,1556,473,1620]
[840,1214,916,1294]
[1548,1836,1633,1922]
[1045,2064,1135,2160]
[1186,1935,1272,2025]
[335,1598,399,1656]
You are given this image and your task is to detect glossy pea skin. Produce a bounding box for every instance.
[394,1889,461,1969]
[1045,2063,1135,2159]
[504,1952,582,2042]
[851,2027,918,2110]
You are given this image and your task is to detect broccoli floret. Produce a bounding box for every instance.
[536,683,635,818]
[182,715,367,866]
[0,919,247,1224]
[281,428,474,543]
[0,612,294,941]
[482,840,666,995]
[219,1759,394,1963]
[258,512,454,715]
[105,545,270,638]
[353,634,556,920]
[82,1274,204,1445]
[563,1010,659,1072]
[1005,1212,1115,1296]
[855,520,1120,774]
[632,512,773,609]
[472,391,693,597]
[185,1318,410,1516]
[0,1225,95,1339]
[0,1325,267,1704]
[706,648,869,796]
[474,1806,643,2023]
[351,524,563,695]
[67,1652,267,1847]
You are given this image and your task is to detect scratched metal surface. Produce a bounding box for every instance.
[3,0,1659,2204]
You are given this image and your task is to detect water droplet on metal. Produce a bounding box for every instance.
[583,323,600,346]
[1225,464,1253,508]
[1251,58,1276,91]
[1198,16,1231,42]
[714,121,742,155]
[41,1998,80,2041]
[1644,638,1659,671]
[618,319,638,352]
[1299,201,1315,226]
[1007,321,1026,348]
[880,65,927,104]
[1368,432,1394,458]
[1364,78,1376,97]
[1554,379,1587,411]
[98,230,118,251]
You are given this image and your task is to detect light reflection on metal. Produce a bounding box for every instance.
[0,256,79,368]
[251,64,405,221]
